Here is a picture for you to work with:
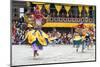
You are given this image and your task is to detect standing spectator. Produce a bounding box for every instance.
[62,32,67,44]
[12,21,17,44]
[67,32,72,44]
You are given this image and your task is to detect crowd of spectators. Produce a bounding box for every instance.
[12,16,27,44]
[47,29,73,45]
[12,18,74,45]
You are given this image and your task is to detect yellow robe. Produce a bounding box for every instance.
[25,30,51,46]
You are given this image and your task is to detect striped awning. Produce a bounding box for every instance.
[43,22,95,28]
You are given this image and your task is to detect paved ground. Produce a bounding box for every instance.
[12,44,95,66]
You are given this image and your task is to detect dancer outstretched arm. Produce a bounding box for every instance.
[42,15,49,25]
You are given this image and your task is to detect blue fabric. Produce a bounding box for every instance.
[39,30,42,36]
[85,39,90,46]
[73,40,82,45]
[31,30,49,50]
[32,38,43,50]
[45,38,49,44]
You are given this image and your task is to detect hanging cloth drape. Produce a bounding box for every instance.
[93,6,95,10]
[32,2,44,11]
[55,4,62,15]
[44,4,50,13]
[64,5,71,16]
[37,4,43,11]
[78,6,82,17]
[85,6,89,16]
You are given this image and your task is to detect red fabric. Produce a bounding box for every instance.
[35,14,43,19]
[77,24,84,28]
[34,10,43,19]
[12,25,16,37]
